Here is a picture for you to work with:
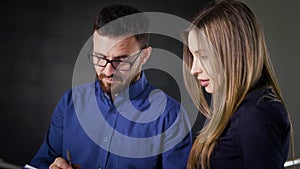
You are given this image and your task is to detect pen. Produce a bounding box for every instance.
[66,149,74,167]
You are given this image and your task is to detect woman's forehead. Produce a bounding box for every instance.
[188,30,210,54]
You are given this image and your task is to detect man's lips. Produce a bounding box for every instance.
[103,76,123,84]
[99,74,121,83]
[104,77,113,82]
[103,77,118,83]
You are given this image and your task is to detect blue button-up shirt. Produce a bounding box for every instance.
[29,72,192,169]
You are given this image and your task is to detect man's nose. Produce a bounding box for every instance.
[102,62,115,76]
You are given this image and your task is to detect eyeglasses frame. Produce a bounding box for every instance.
[88,46,147,71]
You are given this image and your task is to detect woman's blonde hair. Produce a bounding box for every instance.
[183,0,293,168]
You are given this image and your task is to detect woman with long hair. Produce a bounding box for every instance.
[183,0,293,168]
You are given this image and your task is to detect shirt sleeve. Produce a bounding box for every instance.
[162,102,193,169]
[237,100,290,169]
[28,91,71,168]
[162,133,192,169]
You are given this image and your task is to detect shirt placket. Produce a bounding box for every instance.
[102,94,121,169]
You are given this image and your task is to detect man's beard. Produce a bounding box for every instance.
[98,74,126,95]
[98,72,141,96]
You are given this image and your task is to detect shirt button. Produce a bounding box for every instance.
[104,137,108,142]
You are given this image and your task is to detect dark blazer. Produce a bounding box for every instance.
[210,87,290,169]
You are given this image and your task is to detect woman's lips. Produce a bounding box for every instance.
[199,79,209,87]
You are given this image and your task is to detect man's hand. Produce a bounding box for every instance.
[49,157,81,169]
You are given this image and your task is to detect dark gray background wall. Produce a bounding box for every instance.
[0,0,299,167]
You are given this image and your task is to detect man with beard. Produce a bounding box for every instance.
[26,4,192,169]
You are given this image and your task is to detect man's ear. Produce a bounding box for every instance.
[140,46,152,65]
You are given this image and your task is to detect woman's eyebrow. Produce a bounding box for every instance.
[191,49,206,54]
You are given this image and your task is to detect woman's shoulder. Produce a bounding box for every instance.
[233,87,290,133]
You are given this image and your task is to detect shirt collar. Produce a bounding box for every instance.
[117,71,148,100]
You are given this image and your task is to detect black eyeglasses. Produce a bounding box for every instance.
[88,47,145,71]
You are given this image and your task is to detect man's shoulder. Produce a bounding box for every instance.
[58,82,96,105]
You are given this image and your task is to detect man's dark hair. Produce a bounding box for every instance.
[94,4,150,48]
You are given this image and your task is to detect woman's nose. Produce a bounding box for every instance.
[190,57,203,75]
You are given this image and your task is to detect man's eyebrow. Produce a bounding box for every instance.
[113,55,129,60]
[93,51,129,59]
[93,51,106,57]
